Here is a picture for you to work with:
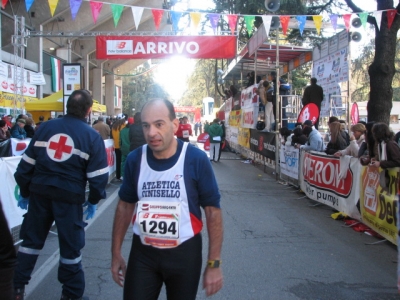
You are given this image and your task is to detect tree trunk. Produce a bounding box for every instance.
[367,2,400,124]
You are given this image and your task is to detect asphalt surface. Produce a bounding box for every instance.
[21,140,399,300]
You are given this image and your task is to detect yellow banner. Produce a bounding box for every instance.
[360,166,399,245]
[0,92,38,108]
[229,110,241,127]
[238,127,250,148]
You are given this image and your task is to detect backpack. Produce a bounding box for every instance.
[256,121,265,130]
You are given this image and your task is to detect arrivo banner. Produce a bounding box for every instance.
[96,36,237,59]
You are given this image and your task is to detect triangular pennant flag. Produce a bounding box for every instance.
[227,14,238,35]
[69,0,82,20]
[296,16,306,36]
[90,1,103,24]
[208,13,220,35]
[48,0,58,16]
[244,15,255,37]
[359,12,368,30]
[280,16,290,36]
[1,0,9,9]
[131,7,144,30]
[170,11,182,31]
[312,15,323,35]
[373,11,382,31]
[25,0,34,11]
[261,15,272,36]
[190,12,201,32]
[343,14,352,32]
[329,14,338,31]
[387,9,397,29]
[111,4,124,28]
[152,9,164,30]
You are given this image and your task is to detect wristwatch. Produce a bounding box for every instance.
[207,260,221,268]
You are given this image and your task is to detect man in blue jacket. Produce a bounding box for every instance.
[13,90,109,300]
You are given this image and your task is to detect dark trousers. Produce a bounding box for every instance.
[13,193,86,298]
[115,148,122,179]
[124,234,202,300]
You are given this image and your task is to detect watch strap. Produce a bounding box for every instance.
[207,260,221,268]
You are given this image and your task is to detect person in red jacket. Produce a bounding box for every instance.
[175,116,192,142]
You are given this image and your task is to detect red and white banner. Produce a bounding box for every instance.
[297,103,319,125]
[96,36,237,59]
[11,138,31,156]
[351,102,359,125]
[240,84,259,108]
[241,106,258,129]
[0,78,37,97]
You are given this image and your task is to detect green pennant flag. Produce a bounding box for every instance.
[359,12,368,30]
[244,15,255,37]
[111,4,124,28]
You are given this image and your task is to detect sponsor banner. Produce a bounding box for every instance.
[249,129,276,160]
[0,92,37,106]
[359,166,399,245]
[351,102,359,125]
[0,78,37,97]
[63,64,81,96]
[225,97,232,113]
[241,106,258,129]
[229,110,241,127]
[104,139,116,178]
[0,62,45,85]
[240,84,258,108]
[226,126,238,145]
[299,151,361,220]
[280,145,299,179]
[11,138,31,156]
[0,156,24,229]
[297,103,319,125]
[96,36,237,59]
[238,127,250,148]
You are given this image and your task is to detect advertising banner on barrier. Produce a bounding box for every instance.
[0,157,24,229]
[359,166,399,245]
[11,138,31,156]
[249,130,276,160]
[226,126,238,145]
[104,139,116,178]
[238,127,250,148]
[229,110,241,127]
[299,151,361,220]
[240,85,258,108]
[280,145,299,179]
[96,36,237,59]
[241,106,258,129]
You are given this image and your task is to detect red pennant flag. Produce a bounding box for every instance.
[343,14,352,32]
[387,9,397,29]
[90,1,103,24]
[226,14,238,35]
[2,0,8,9]
[279,16,290,36]
[152,9,164,31]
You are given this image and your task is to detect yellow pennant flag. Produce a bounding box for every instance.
[190,12,202,33]
[313,15,323,35]
[48,0,59,16]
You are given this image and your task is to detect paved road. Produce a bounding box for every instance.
[23,142,398,300]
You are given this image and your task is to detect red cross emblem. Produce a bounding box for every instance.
[47,134,74,161]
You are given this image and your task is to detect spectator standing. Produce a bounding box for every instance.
[194,122,200,136]
[112,118,126,181]
[35,115,45,131]
[302,78,324,129]
[24,117,35,138]
[199,121,203,135]
[10,119,27,140]
[208,119,223,162]
[299,120,324,151]
[111,99,223,299]
[334,123,366,157]
[217,120,226,161]
[359,122,376,165]
[269,71,289,128]
[204,121,210,133]
[12,90,108,300]
[325,122,348,155]
[175,116,192,142]
[263,81,275,132]
[369,122,400,168]
[120,118,133,179]
[0,120,11,141]
[93,116,111,140]
[129,112,146,152]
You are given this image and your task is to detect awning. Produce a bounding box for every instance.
[25,90,106,113]
[223,25,312,80]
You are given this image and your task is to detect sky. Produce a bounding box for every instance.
[153,0,379,101]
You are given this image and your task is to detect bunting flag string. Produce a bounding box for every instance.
[69,0,83,20]
[1,0,395,34]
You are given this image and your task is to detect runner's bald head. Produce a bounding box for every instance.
[67,90,93,119]
[142,99,176,121]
